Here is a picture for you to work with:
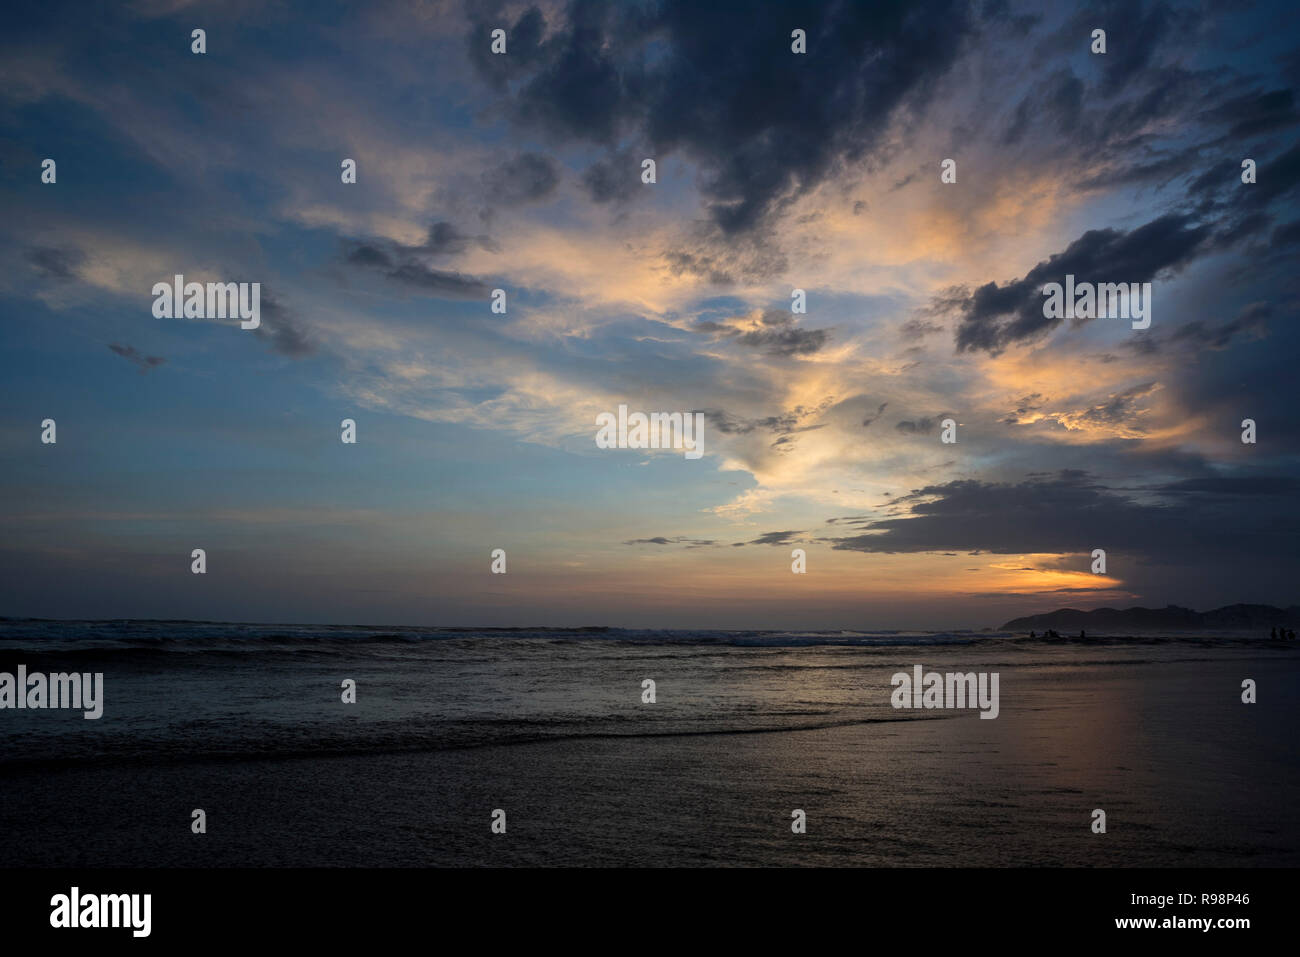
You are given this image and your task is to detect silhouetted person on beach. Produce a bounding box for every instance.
[1080,629,1086,639]
[1029,630,1036,639]
[1271,627,1278,639]
[1290,629,1297,640]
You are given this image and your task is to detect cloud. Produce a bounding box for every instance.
[3,0,1298,624]
[481,152,561,205]
[624,536,717,547]
[1047,382,1160,434]
[736,324,828,356]
[741,529,802,547]
[341,223,496,300]
[624,530,802,549]
[253,294,316,358]
[1168,302,1271,351]
[1199,87,1300,139]
[1272,220,1300,246]
[951,214,1211,354]
[345,243,394,268]
[582,148,642,204]
[1088,0,1175,96]
[1158,476,1300,497]
[468,0,974,233]
[1002,69,1082,144]
[703,404,829,438]
[899,317,944,339]
[26,246,86,280]
[861,401,889,428]
[381,262,493,298]
[1000,393,1044,425]
[895,416,950,434]
[107,342,164,371]
[694,308,829,356]
[425,221,499,255]
[826,470,1300,566]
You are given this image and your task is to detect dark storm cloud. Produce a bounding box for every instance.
[481,152,561,205]
[107,343,164,372]
[467,0,974,233]
[825,470,1300,563]
[26,246,86,280]
[473,2,642,141]
[951,214,1211,354]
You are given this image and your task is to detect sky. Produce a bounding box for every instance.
[1,0,1297,630]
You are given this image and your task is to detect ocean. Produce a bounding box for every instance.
[2,620,1296,867]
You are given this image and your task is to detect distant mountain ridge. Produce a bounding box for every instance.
[1001,603,1300,632]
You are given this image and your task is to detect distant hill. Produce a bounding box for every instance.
[1001,603,1300,633]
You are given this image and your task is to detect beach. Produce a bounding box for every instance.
[2,621,1296,867]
